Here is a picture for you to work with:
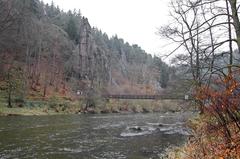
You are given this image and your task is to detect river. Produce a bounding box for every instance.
[0,112,194,159]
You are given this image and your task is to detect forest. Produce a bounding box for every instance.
[0,0,240,158]
[0,0,174,113]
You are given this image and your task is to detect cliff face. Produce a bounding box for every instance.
[78,18,110,84]
[0,0,171,100]
[61,16,168,96]
[64,17,110,95]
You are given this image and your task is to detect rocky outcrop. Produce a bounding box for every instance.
[78,18,110,83]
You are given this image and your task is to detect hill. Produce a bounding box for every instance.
[0,0,176,111]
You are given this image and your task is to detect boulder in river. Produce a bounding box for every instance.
[129,126,143,131]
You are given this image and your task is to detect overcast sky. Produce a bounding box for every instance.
[42,0,171,56]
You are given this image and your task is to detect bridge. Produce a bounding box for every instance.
[102,94,191,100]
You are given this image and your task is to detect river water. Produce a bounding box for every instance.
[0,112,194,159]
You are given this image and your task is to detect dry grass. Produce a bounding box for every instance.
[105,99,192,113]
[167,115,240,159]
[0,105,57,116]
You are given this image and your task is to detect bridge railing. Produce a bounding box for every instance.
[102,94,192,100]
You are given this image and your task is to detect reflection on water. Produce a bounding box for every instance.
[0,112,194,159]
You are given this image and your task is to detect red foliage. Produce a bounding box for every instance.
[195,70,240,151]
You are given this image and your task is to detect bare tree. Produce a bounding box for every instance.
[159,0,240,84]
[159,0,240,114]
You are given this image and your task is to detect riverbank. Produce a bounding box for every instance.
[165,115,240,159]
[0,106,57,116]
[0,98,194,116]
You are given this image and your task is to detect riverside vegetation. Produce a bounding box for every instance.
[159,0,240,158]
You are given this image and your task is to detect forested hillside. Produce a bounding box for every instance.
[0,0,173,108]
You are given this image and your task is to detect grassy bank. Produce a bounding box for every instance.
[103,99,194,113]
[0,105,56,116]
[0,97,194,116]
[0,97,82,116]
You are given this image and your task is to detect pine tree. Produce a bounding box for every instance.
[66,16,78,42]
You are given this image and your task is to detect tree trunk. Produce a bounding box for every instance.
[226,0,233,74]
[7,71,12,108]
[8,90,12,108]
[228,0,240,54]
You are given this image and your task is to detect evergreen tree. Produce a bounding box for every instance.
[160,66,169,88]
[66,16,78,42]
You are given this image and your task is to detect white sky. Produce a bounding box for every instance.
[42,0,171,56]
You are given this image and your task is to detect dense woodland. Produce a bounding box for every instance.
[0,0,175,109]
